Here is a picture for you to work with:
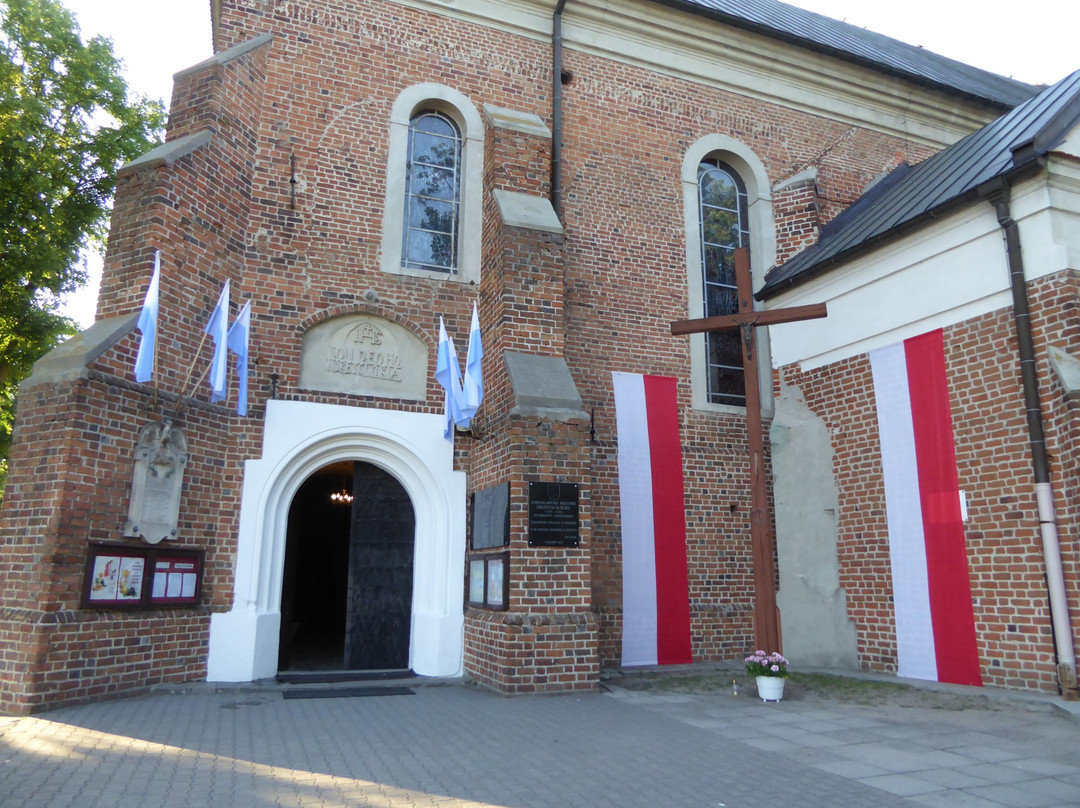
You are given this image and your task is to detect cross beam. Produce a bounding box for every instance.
[671,247,827,653]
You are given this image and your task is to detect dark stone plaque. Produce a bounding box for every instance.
[528,482,579,547]
[472,483,510,550]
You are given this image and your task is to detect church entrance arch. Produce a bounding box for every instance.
[279,460,416,672]
[207,401,467,682]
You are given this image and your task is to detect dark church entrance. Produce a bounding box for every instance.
[278,461,416,672]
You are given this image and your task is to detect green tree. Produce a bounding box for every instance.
[0,0,165,498]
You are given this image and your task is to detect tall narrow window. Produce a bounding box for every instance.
[698,159,749,406]
[403,111,462,273]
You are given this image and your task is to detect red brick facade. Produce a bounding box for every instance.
[777,270,1079,691]
[1,0,1072,712]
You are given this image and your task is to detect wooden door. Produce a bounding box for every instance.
[344,463,415,670]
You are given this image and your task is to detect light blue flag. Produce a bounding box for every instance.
[460,301,484,427]
[227,300,251,416]
[435,316,464,440]
[204,280,230,402]
[133,250,161,383]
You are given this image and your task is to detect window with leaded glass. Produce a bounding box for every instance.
[403,111,461,272]
[698,159,749,406]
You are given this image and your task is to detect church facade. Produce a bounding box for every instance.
[0,0,1076,713]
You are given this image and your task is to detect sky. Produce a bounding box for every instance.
[57,0,1078,327]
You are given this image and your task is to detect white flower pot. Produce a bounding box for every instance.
[755,675,786,702]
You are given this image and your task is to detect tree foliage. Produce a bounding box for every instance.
[0,0,165,489]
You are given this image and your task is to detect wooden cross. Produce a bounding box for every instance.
[671,247,827,653]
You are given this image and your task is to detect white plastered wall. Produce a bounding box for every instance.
[766,167,1076,371]
[207,400,467,682]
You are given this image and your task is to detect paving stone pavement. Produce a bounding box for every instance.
[0,679,1077,808]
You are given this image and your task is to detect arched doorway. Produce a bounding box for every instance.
[279,460,416,672]
[206,401,466,683]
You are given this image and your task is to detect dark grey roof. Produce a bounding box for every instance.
[659,0,1039,108]
[759,69,1080,299]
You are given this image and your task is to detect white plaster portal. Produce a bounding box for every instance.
[207,400,467,682]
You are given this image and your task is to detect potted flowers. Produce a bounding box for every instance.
[745,650,789,702]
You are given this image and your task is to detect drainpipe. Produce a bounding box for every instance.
[551,0,568,220]
[986,181,1078,699]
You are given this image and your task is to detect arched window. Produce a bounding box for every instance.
[681,135,775,413]
[698,159,749,406]
[381,84,483,285]
[403,111,462,273]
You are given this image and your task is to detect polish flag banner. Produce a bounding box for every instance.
[870,330,982,686]
[612,372,692,667]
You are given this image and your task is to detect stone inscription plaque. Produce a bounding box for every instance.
[472,483,510,550]
[528,482,579,547]
[300,314,426,400]
[124,421,187,544]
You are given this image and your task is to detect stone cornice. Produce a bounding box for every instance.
[389,0,1002,147]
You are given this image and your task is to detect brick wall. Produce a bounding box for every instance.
[0,0,1020,709]
[777,271,1078,692]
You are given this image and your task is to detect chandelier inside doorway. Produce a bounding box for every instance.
[326,461,355,505]
[330,488,353,505]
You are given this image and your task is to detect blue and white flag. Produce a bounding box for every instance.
[460,301,484,427]
[227,300,252,417]
[435,316,464,441]
[204,280,230,402]
[133,250,161,383]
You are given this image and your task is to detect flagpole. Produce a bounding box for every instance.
[152,251,160,408]
[177,330,211,401]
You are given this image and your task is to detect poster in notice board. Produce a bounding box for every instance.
[83,543,204,609]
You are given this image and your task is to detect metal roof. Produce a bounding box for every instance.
[660,0,1040,108]
[758,69,1080,299]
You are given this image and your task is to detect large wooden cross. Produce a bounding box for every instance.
[671,247,827,653]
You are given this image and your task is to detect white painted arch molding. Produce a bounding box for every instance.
[207,400,467,682]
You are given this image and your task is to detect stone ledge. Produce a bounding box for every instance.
[483,103,551,138]
[22,314,138,387]
[504,351,581,411]
[119,130,213,175]
[493,190,563,233]
[174,32,274,80]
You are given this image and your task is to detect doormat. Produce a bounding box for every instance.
[283,685,416,700]
[276,669,416,684]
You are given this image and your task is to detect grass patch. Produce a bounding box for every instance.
[609,668,1016,711]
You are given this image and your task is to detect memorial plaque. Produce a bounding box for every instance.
[299,314,427,400]
[471,483,510,549]
[124,420,187,544]
[528,482,579,547]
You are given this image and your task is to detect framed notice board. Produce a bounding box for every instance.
[467,552,509,611]
[83,542,204,609]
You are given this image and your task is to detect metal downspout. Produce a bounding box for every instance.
[988,185,1078,698]
[551,0,568,220]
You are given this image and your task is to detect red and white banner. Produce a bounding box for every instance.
[870,330,982,686]
[612,372,692,667]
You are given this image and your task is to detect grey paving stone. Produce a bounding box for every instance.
[952,744,1032,763]
[857,773,946,796]
[966,780,1077,808]
[907,790,1007,808]
[812,759,893,778]
[1,681,1076,808]
[1004,757,1080,776]
[956,762,1049,785]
